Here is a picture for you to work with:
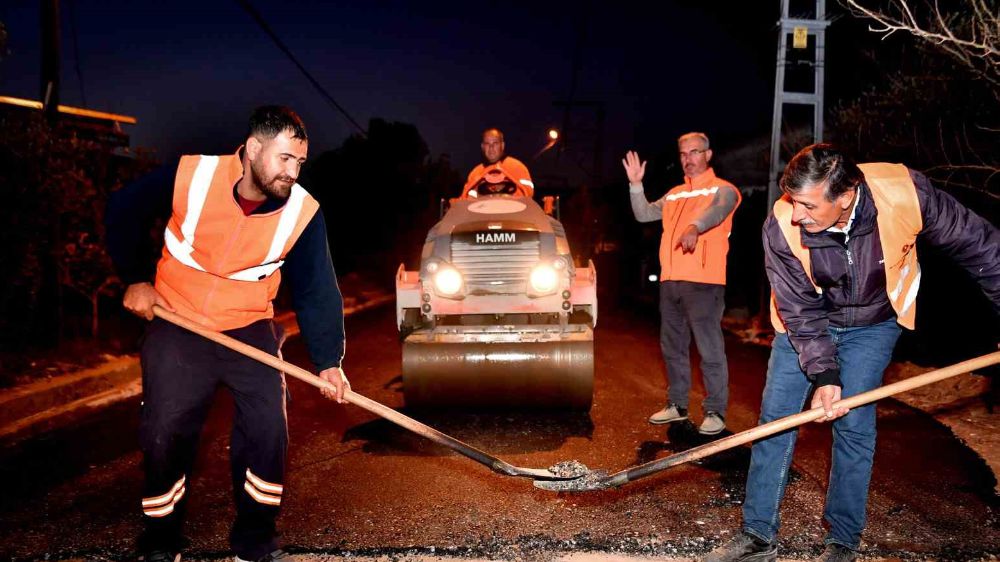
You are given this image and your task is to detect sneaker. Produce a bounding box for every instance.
[702,532,777,562]
[235,549,291,562]
[818,543,857,562]
[139,551,180,562]
[648,403,688,424]
[699,411,726,435]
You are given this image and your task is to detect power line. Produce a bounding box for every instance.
[236,0,367,137]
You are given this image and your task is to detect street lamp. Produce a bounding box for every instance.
[535,128,561,159]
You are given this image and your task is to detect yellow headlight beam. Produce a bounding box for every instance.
[529,264,558,293]
[434,268,463,296]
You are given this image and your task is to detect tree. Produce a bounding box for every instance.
[300,118,460,278]
[836,0,999,196]
[0,110,154,346]
[844,0,998,98]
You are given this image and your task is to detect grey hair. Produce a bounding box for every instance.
[780,143,863,202]
[677,132,710,149]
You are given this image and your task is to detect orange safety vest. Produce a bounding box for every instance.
[657,168,741,285]
[462,156,534,198]
[155,151,320,331]
[770,162,923,333]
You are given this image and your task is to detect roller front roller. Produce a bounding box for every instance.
[403,336,594,410]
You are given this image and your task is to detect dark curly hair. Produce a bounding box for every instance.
[247,105,307,142]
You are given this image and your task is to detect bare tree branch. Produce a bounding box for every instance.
[844,0,997,57]
[843,0,1000,97]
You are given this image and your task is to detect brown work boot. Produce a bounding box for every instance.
[817,543,857,562]
[702,532,777,562]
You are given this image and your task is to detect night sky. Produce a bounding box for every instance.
[0,1,780,174]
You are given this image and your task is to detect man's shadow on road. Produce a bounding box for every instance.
[636,421,801,504]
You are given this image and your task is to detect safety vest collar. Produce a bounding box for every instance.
[683,167,721,189]
[163,153,313,281]
[769,163,921,332]
[222,146,248,193]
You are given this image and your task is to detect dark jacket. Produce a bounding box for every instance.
[763,169,1000,387]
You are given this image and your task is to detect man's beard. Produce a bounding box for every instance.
[251,160,295,200]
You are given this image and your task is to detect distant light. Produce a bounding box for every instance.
[648,274,658,282]
[547,129,559,141]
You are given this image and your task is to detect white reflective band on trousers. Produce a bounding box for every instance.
[163,158,310,282]
[142,475,187,517]
[244,468,282,506]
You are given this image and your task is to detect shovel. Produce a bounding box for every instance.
[535,350,1000,491]
[152,305,591,481]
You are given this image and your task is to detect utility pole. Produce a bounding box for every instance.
[767,0,829,205]
[554,0,605,188]
[41,0,60,121]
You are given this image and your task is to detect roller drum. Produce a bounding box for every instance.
[402,339,594,410]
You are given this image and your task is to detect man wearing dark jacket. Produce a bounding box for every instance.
[107,106,347,562]
[706,144,1000,562]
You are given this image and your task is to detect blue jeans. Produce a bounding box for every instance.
[742,318,901,549]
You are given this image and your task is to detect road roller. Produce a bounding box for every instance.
[395,183,597,410]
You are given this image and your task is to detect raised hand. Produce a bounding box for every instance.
[622,150,647,185]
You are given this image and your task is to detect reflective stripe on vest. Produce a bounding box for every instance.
[163,155,219,272]
[769,162,922,333]
[657,169,740,285]
[463,157,533,197]
[665,186,719,202]
[226,185,308,281]
[156,152,319,331]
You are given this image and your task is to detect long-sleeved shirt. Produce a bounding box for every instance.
[106,158,346,371]
[631,182,739,231]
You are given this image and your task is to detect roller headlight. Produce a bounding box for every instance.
[529,264,559,294]
[434,268,463,296]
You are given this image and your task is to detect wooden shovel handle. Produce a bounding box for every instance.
[615,350,1000,486]
[150,306,507,471]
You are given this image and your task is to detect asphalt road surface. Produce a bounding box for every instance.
[1,298,997,561]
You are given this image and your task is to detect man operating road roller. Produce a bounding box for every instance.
[462,128,534,199]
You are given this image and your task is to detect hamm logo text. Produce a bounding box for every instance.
[475,232,516,244]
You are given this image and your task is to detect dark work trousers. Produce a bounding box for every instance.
[137,317,287,560]
[658,280,729,416]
